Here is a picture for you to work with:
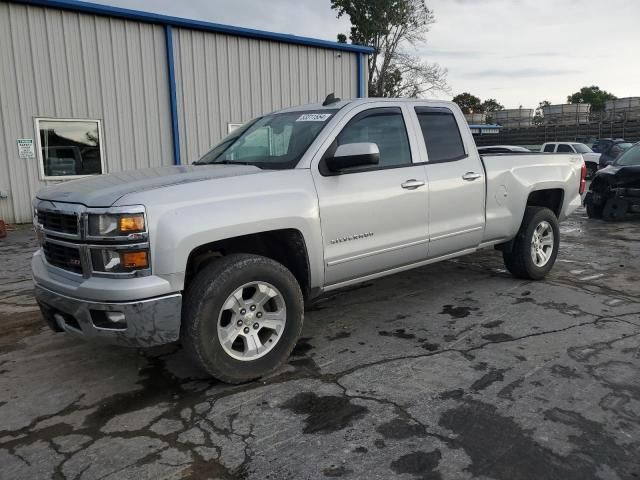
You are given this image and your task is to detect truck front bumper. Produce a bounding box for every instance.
[34,284,182,348]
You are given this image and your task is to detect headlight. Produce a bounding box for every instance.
[91,248,150,273]
[88,213,146,237]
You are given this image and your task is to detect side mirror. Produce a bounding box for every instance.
[325,142,380,172]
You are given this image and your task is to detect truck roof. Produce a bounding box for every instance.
[275,97,447,114]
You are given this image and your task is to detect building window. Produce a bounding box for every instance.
[35,118,104,180]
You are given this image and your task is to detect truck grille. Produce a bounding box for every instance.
[43,242,83,274]
[37,209,79,236]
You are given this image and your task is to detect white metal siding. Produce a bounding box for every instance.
[0,2,173,223]
[0,2,364,223]
[173,28,358,164]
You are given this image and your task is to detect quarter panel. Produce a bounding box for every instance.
[482,153,583,242]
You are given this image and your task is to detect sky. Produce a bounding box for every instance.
[95,0,640,109]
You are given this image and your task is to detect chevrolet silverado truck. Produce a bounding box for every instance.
[32,98,586,383]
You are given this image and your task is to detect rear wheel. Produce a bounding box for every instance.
[503,207,560,280]
[182,254,304,383]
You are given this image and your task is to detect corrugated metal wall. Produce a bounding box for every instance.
[0,2,362,223]
[0,2,173,223]
[172,28,358,163]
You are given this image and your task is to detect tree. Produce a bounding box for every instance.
[480,98,504,113]
[452,92,482,114]
[567,86,616,112]
[480,98,504,123]
[533,100,551,126]
[331,0,449,97]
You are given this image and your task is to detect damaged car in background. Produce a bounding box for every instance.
[586,142,640,221]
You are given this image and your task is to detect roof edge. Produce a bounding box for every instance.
[11,0,374,54]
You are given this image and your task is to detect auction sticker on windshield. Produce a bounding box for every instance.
[296,113,332,122]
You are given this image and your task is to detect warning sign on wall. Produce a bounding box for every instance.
[17,139,35,159]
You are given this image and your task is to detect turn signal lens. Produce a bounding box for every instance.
[119,214,145,233]
[120,251,149,269]
[579,161,587,195]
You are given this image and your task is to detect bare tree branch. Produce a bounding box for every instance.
[332,0,448,98]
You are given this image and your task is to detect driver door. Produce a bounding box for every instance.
[311,104,429,286]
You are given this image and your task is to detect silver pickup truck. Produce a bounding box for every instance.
[32,98,586,383]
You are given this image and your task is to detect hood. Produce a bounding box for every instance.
[591,164,640,191]
[36,164,263,207]
[582,152,601,162]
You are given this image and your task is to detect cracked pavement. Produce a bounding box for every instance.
[1,207,639,480]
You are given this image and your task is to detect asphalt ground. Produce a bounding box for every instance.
[1,206,639,480]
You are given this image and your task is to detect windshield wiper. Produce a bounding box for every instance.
[193,160,255,166]
[214,160,255,166]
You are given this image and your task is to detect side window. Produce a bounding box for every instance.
[557,144,573,153]
[336,107,412,170]
[415,107,466,163]
[543,144,556,152]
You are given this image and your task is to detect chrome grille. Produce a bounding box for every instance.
[42,242,83,274]
[37,209,79,236]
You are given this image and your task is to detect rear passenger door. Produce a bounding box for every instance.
[412,105,486,258]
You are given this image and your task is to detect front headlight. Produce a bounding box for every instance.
[91,248,150,273]
[88,213,145,237]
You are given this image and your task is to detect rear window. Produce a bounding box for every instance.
[543,144,555,152]
[572,143,592,154]
[415,107,466,163]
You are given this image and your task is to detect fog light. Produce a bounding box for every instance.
[106,312,126,323]
[91,310,127,330]
[53,313,66,329]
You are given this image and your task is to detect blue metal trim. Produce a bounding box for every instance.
[165,25,181,166]
[356,53,363,98]
[15,0,375,54]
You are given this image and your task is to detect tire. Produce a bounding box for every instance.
[502,207,560,280]
[181,253,304,383]
[585,193,603,219]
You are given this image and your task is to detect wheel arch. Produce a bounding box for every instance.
[526,188,564,218]
[184,229,313,300]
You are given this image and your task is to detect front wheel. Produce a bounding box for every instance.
[585,193,603,219]
[181,254,304,383]
[503,207,560,280]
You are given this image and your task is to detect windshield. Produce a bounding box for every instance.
[572,143,592,154]
[614,144,640,166]
[195,109,339,169]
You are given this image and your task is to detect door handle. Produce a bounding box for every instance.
[401,179,425,190]
[462,172,482,181]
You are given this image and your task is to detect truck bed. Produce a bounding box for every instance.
[480,152,584,245]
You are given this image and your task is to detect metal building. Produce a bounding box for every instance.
[0,0,372,223]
